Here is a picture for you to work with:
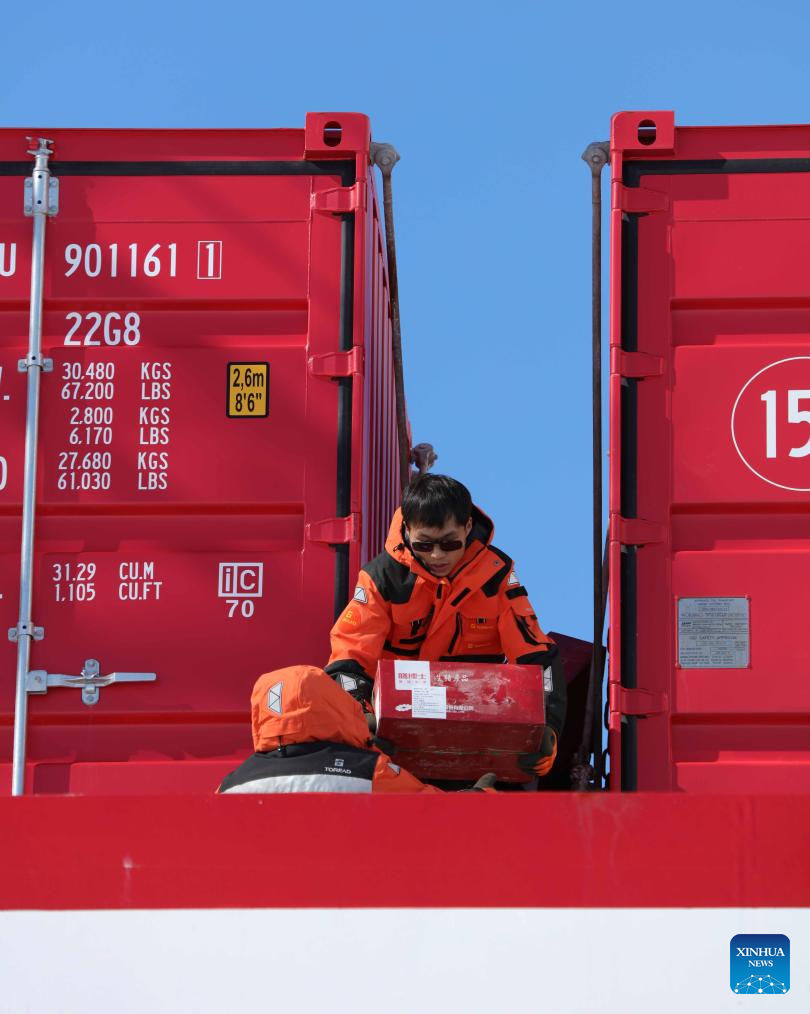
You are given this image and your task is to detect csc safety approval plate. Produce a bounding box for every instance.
[226,363,269,418]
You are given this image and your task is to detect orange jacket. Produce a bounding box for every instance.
[217,665,441,794]
[327,506,566,736]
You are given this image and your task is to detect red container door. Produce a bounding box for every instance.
[0,118,399,794]
[609,112,810,792]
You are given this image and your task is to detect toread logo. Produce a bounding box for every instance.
[266,681,283,715]
[353,585,368,604]
[730,934,789,994]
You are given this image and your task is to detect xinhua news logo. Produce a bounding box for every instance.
[730,934,790,994]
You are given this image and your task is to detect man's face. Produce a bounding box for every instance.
[405,515,473,578]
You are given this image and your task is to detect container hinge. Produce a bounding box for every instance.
[308,347,364,379]
[307,513,361,545]
[610,683,668,717]
[26,658,157,707]
[614,516,666,546]
[8,622,44,643]
[616,183,669,214]
[312,180,367,214]
[24,174,58,217]
[17,352,53,373]
[611,348,664,379]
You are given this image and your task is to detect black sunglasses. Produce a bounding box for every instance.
[410,538,464,553]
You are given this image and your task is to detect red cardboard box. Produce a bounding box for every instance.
[373,660,546,783]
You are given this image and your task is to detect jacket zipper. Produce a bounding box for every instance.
[447,614,463,655]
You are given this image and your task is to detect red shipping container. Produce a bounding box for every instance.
[608,111,810,792]
[373,659,545,783]
[0,114,401,794]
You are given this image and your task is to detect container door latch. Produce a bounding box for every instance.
[26,658,157,707]
[610,684,668,717]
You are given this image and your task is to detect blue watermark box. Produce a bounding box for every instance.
[730,934,790,994]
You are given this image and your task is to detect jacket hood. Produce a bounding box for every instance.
[384,503,494,578]
[250,665,371,751]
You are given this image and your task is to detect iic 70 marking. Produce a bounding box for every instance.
[218,562,263,620]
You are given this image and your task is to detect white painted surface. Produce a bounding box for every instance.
[0,908,806,1014]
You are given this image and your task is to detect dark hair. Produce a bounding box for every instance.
[401,474,472,529]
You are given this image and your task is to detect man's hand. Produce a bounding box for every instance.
[518,727,558,777]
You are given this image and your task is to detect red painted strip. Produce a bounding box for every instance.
[1,793,808,910]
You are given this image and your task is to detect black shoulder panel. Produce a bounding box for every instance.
[481,545,513,598]
[220,743,378,792]
[363,551,416,604]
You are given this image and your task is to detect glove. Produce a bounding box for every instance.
[518,727,558,777]
[330,672,376,733]
[331,671,373,703]
[361,701,377,735]
[371,734,396,755]
[462,772,498,793]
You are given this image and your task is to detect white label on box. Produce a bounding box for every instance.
[394,660,431,690]
[411,686,447,720]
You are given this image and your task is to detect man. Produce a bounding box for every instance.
[218,665,494,794]
[326,474,566,778]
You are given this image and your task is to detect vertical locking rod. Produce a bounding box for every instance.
[571,140,610,791]
[370,142,411,493]
[11,138,55,796]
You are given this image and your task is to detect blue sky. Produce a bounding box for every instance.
[1,0,808,640]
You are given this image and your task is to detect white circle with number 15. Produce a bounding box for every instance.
[731,356,810,491]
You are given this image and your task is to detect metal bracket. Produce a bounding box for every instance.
[8,622,44,643]
[312,180,367,214]
[581,141,610,173]
[610,683,668,717]
[370,142,401,176]
[308,347,364,379]
[410,442,437,474]
[614,516,666,547]
[611,348,664,379]
[26,658,157,707]
[616,183,669,214]
[306,513,361,545]
[17,353,53,372]
[24,175,59,217]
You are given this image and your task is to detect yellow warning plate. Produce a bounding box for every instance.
[227,362,269,418]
